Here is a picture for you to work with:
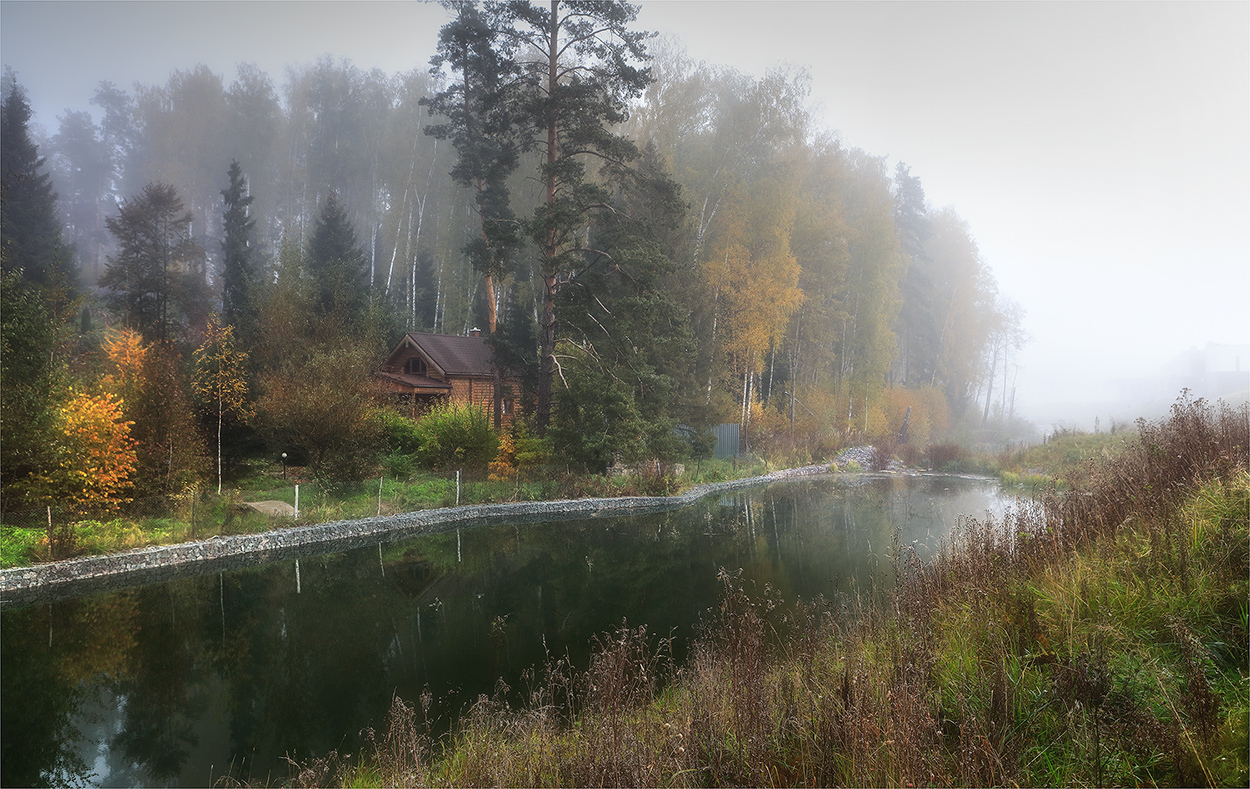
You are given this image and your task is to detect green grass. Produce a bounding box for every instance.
[0,526,42,568]
[303,471,1248,789]
[998,429,1137,489]
[971,474,1248,786]
[263,397,1248,789]
[1,458,782,569]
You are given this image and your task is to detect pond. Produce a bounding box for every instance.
[1,474,1008,787]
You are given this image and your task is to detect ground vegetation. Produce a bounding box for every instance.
[269,397,1250,789]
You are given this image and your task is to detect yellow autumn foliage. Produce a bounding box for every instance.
[879,386,951,447]
[36,390,138,512]
[101,326,148,403]
[703,182,804,376]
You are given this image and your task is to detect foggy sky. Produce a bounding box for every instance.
[3,0,1248,427]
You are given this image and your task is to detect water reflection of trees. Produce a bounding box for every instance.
[1,477,1001,785]
[1,591,140,787]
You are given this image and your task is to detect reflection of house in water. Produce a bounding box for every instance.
[376,330,517,424]
[1158,343,1250,402]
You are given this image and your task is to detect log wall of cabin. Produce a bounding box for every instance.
[450,377,492,411]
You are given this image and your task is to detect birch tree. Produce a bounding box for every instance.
[702,179,804,429]
[193,315,253,493]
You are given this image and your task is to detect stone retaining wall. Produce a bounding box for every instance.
[0,465,832,608]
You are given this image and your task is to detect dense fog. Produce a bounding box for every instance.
[3,1,1247,435]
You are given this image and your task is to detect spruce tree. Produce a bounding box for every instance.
[101,182,208,344]
[893,162,937,387]
[306,191,368,337]
[220,160,257,343]
[550,146,693,469]
[407,248,440,332]
[0,271,60,511]
[1,75,71,290]
[0,76,73,510]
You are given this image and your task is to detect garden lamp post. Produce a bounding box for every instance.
[282,452,287,480]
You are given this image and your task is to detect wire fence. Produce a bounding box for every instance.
[0,457,736,563]
[0,468,522,561]
[1,465,542,557]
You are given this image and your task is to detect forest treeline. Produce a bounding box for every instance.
[1,1,1024,513]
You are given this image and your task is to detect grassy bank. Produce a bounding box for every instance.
[269,397,1247,788]
[996,427,1138,491]
[0,455,776,569]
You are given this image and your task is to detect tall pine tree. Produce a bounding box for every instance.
[488,0,653,431]
[425,1,530,426]
[424,0,527,335]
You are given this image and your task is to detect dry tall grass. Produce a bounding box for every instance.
[270,394,1248,788]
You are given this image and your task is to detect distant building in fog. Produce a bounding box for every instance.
[1108,342,1250,419]
[1159,343,1250,402]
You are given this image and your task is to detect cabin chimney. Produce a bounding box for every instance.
[469,327,481,338]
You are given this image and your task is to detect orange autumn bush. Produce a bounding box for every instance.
[38,389,138,514]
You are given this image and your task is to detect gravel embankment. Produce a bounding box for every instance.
[0,464,832,608]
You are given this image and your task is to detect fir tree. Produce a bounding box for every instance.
[220,160,257,343]
[101,182,208,344]
[1,73,72,290]
[306,191,368,337]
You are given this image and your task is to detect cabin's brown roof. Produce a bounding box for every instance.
[405,332,494,377]
[376,371,452,391]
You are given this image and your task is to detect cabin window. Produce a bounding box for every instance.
[404,357,428,376]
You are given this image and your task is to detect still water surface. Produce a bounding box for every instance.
[1,474,1007,787]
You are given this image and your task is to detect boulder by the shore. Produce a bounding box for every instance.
[245,500,296,517]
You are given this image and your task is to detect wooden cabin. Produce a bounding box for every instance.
[376,330,517,425]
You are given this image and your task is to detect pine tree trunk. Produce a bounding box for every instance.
[536,0,561,434]
[537,273,557,432]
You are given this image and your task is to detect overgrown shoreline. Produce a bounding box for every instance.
[267,397,1248,788]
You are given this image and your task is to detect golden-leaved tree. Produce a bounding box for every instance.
[702,179,804,427]
[100,325,147,405]
[37,389,137,514]
[101,327,208,496]
[193,315,253,494]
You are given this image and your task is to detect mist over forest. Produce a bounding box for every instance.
[3,1,1247,508]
